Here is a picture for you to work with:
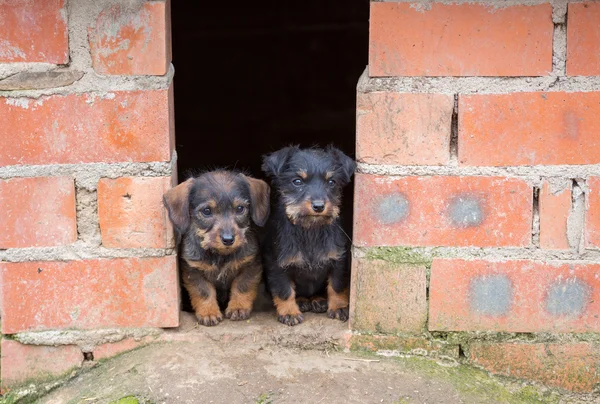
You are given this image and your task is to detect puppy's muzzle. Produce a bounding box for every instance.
[220,232,235,246]
[311,200,325,213]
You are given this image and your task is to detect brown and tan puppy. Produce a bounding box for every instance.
[163,171,270,326]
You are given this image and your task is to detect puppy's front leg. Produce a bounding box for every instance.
[327,260,350,322]
[269,270,303,326]
[226,259,262,321]
[182,265,223,326]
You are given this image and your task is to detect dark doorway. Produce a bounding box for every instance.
[171,1,369,234]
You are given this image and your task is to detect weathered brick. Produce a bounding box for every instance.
[586,177,600,248]
[349,258,427,333]
[347,334,459,358]
[356,92,453,165]
[353,174,532,247]
[0,88,173,166]
[0,256,179,334]
[369,3,552,77]
[0,339,81,387]
[470,342,600,392]
[567,3,600,76]
[429,259,600,333]
[459,92,600,166]
[93,337,152,361]
[539,180,571,250]
[0,0,68,63]
[89,1,171,75]
[98,176,175,248]
[0,177,76,248]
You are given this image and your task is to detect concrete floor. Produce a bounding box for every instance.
[25,311,593,404]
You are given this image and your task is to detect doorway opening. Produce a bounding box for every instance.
[171,1,369,312]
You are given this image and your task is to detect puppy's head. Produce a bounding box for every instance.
[262,146,356,228]
[163,171,270,255]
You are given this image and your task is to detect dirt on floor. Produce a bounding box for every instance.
[6,311,600,404]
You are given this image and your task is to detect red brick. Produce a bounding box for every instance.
[349,258,427,333]
[0,256,179,334]
[429,259,600,333]
[459,92,600,166]
[98,177,175,248]
[0,0,68,63]
[0,88,173,166]
[369,3,552,77]
[470,342,600,392]
[353,174,532,247]
[93,337,152,361]
[356,93,453,165]
[586,177,600,248]
[0,339,81,387]
[539,181,571,250]
[0,177,76,248]
[567,3,600,76]
[89,1,171,75]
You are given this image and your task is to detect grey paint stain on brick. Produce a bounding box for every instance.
[469,274,513,316]
[448,194,484,227]
[377,193,409,224]
[546,278,591,317]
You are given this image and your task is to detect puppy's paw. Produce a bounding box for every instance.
[296,298,312,313]
[225,307,251,321]
[327,306,349,322]
[277,313,304,326]
[311,298,328,313]
[196,311,223,327]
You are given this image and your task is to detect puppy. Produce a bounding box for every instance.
[261,146,356,326]
[163,171,270,326]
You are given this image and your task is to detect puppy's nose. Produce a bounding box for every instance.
[311,200,325,213]
[221,233,235,246]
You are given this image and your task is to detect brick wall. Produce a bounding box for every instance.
[0,0,176,387]
[351,1,600,393]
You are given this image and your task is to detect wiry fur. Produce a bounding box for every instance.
[261,146,356,326]
[163,171,270,326]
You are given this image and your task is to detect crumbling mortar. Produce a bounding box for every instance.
[371,0,584,9]
[354,246,600,265]
[0,151,177,191]
[449,94,459,166]
[11,327,162,353]
[532,187,541,248]
[357,69,600,95]
[567,179,586,254]
[552,22,567,77]
[0,64,174,99]
[0,245,176,262]
[357,162,600,180]
[75,184,101,245]
[352,330,600,352]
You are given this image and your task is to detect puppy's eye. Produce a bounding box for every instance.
[327,179,336,186]
[200,207,212,217]
[236,206,245,215]
[292,178,303,186]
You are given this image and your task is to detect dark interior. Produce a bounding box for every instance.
[171,1,369,235]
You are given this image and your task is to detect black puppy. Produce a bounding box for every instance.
[261,146,356,326]
[163,171,270,326]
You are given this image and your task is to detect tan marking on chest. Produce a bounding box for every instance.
[185,259,217,272]
[326,249,343,261]
[224,254,255,272]
[280,253,305,268]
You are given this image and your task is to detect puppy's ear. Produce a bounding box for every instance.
[163,178,194,234]
[261,146,298,177]
[243,175,270,227]
[329,146,357,185]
